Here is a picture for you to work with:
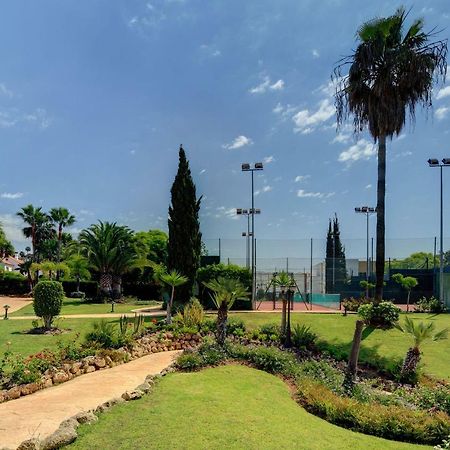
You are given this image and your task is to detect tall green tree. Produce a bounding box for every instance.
[335,7,447,302]
[167,145,202,303]
[325,215,346,293]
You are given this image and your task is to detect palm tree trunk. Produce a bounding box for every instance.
[99,273,112,299]
[112,274,122,300]
[76,275,80,293]
[401,346,421,376]
[281,297,287,335]
[166,286,175,324]
[56,226,62,281]
[375,134,386,303]
[348,319,364,379]
[216,301,228,346]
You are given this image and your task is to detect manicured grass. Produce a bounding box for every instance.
[230,312,450,380]
[11,298,162,317]
[69,365,425,450]
[0,316,162,358]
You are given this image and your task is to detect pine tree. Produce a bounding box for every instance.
[167,145,202,304]
[325,214,347,293]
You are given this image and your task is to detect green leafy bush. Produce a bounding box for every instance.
[247,323,281,342]
[291,324,317,350]
[200,318,217,334]
[174,298,205,330]
[416,296,447,314]
[246,346,297,376]
[33,281,64,329]
[84,320,130,349]
[297,360,344,393]
[342,297,370,312]
[358,301,400,328]
[227,317,246,337]
[298,378,450,445]
[175,352,205,371]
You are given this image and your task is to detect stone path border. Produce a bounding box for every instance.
[0,351,180,449]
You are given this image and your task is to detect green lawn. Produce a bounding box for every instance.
[11,298,162,317]
[0,316,162,358]
[69,365,426,450]
[230,312,450,380]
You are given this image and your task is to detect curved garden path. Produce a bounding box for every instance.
[0,297,32,314]
[0,350,180,449]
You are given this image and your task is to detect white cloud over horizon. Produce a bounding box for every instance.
[338,139,376,164]
[292,99,335,134]
[249,76,285,94]
[435,106,450,120]
[297,189,334,199]
[1,192,24,199]
[222,135,253,150]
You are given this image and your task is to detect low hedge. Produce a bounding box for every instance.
[298,379,450,445]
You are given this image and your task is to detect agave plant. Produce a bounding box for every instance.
[203,277,249,346]
[395,317,448,378]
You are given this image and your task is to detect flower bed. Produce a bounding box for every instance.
[0,330,201,404]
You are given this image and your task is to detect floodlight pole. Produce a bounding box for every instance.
[355,206,376,299]
[428,158,450,306]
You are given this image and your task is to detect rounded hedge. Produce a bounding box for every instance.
[33,281,64,329]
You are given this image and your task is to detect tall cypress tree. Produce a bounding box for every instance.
[325,214,347,293]
[167,145,202,303]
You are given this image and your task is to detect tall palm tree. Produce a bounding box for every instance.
[160,269,188,324]
[17,205,52,261]
[49,207,76,266]
[334,7,447,302]
[203,277,249,346]
[395,316,448,377]
[79,221,134,299]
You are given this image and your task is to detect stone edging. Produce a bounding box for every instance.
[0,332,201,405]
[5,364,177,450]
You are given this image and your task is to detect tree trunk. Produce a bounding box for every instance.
[281,296,287,335]
[401,346,421,376]
[406,290,410,313]
[166,286,175,324]
[216,302,228,346]
[375,134,386,303]
[43,315,53,330]
[285,290,292,347]
[76,275,80,293]
[112,275,122,300]
[99,273,112,299]
[348,319,364,379]
[56,226,62,281]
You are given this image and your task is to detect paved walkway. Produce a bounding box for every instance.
[0,350,180,449]
[0,296,32,314]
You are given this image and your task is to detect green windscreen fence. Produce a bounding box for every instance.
[293,293,340,310]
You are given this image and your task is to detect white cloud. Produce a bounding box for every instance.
[294,175,310,183]
[297,189,334,199]
[365,184,372,189]
[222,135,253,150]
[214,206,239,220]
[200,44,221,58]
[199,169,206,174]
[338,139,376,164]
[1,192,23,199]
[23,108,51,129]
[250,76,285,94]
[0,83,13,98]
[312,49,320,58]
[255,185,273,196]
[435,107,450,120]
[263,155,275,164]
[292,99,335,134]
[0,214,27,243]
[436,86,450,100]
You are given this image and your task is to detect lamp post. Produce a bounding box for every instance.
[355,206,376,298]
[241,162,264,308]
[428,158,450,306]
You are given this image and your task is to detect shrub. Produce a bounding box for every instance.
[200,317,217,334]
[1,351,51,386]
[298,378,450,445]
[84,320,128,349]
[227,317,246,337]
[358,301,400,329]
[246,346,297,376]
[342,297,370,312]
[197,341,227,365]
[297,360,344,393]
[175,351,205,371]
[69,291,85,299]
[291,324,317,350]
[174,298,204,330]
[33,281,64,329]
[416,296,447,314]
[247,323,281,342]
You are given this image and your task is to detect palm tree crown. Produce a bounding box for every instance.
[396,316,448,349]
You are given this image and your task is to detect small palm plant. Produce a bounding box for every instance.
[273,271,295,338]
[203,277,249,346]
[395,317,448,379]
[160,270,188,324]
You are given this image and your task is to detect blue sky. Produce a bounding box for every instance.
[1,0,450,258]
